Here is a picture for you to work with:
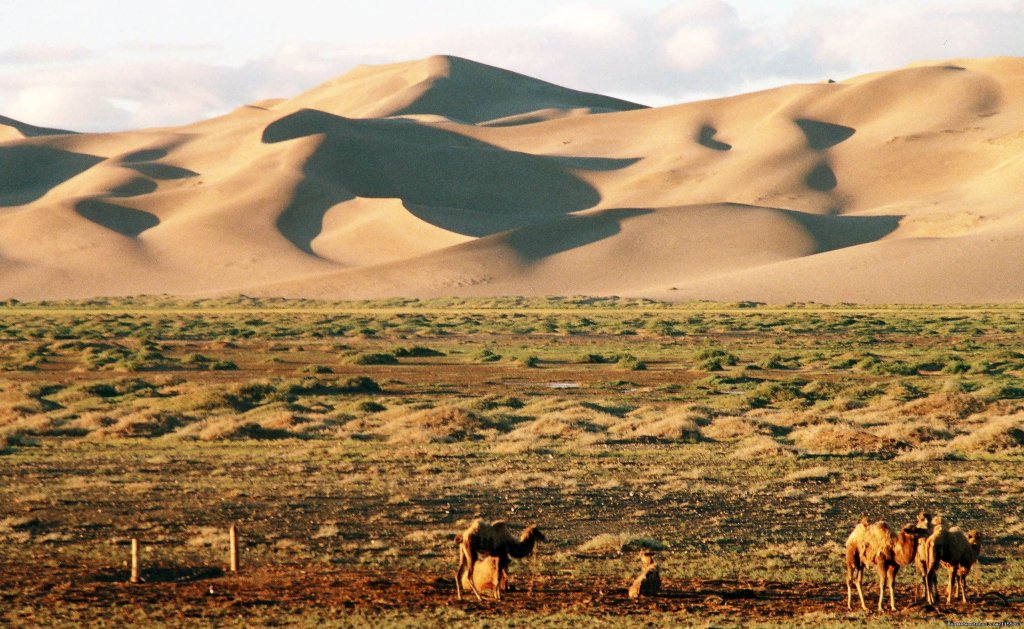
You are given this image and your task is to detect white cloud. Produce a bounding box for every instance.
[4,85,132,131]
[541,2,637,41]
[664,24,724,71]
[3,1,1024,131]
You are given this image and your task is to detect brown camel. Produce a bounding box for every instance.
[455,519,545,601]
[925,518,983,606]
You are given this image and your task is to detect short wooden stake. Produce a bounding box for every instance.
[130,538,140,583]
[229,524,239,573]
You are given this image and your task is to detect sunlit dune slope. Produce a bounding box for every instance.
[1,55,1022,302]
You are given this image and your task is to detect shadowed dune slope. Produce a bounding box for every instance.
[274,55,647,123]
[1,55,1024,302]
[0,115,73,141]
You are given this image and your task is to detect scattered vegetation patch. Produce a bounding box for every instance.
[348,353,399,366]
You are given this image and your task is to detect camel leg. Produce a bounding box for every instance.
[455,547,465,600]
[848,566,866,611]
[846,568,853,611]
[924,568,937,607]
[887,567,897,612]
[856,570,868,611]
[876,566,886,612]
[946,567,954,605]
[457,545,483,602]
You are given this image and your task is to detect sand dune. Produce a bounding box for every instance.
[1,55,1023,302]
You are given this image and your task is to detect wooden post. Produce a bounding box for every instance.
[130,538,140,583]
[229,524,239,573]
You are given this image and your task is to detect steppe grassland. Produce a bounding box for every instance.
[1,297,1022,626]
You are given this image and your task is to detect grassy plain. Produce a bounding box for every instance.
[1,297,1022,627]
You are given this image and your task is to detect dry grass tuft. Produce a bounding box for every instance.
[380,406,487,444]
[869,420,951,446]
[899,392,986,421]
[606,408,702,442]
[791,424,906,457]
[949,415,1024,454]
[732,435,798,459]
[703,416,771,441]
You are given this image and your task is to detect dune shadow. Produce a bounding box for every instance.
[786,210,900,253]
[0,145,103,206]
[504,208,652,261]
[0,114,73,137]
[109,177,158,198]
[795,119,856,151]
[127,163,199,180]
[263,108,629,253]
[806,162,838,191]
[698,125,732,151]
[544,155,642,171]
[75,199,160,237]
[121,149,169,164]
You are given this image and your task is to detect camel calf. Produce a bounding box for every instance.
[628,549,661,599]
[459,556,502,599]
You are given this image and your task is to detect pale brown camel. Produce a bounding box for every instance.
[846,517,925,611]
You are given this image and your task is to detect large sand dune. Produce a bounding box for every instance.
[1,54,1023,302]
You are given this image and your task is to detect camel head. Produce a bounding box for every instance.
[916,510,932,531]
[965,530,981,550]
[523,525,546,543]
[639,549,657,569]
[896,523,925,565]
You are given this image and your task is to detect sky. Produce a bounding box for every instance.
[2,0,1023,131]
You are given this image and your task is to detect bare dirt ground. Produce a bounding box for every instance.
[2,560,1020,627]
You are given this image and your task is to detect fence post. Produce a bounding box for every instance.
[130,538,141,583]
[229,523,239,573]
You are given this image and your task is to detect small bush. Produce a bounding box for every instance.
[615,354,646,371]
[392,346,445,358]
[357,401,386,413]
[474,349,502,363]
[349,353,398,366]
[518,355,540,368]
[299,364,333,374]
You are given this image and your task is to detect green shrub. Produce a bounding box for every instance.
[349,353,399,365]
[474,349,502,363]
[518,355,540,368]
[392,346,445,358]
[615,354,647,371]
[299,364,334,374]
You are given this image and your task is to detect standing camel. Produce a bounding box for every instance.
[846,518,925,611]
[455,519,545,601]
